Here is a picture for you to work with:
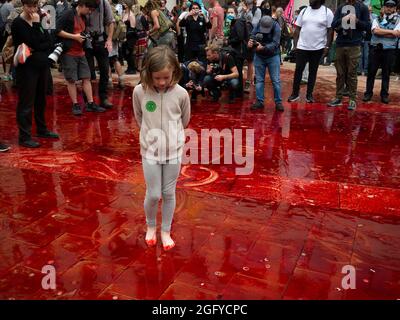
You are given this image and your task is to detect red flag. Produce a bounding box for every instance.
[284,0,295,24]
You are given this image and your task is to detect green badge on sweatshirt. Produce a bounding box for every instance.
[145,101,157,112]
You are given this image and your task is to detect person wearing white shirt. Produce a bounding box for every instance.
[287,0,334,103]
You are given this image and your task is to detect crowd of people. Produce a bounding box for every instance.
[0,0,399,152]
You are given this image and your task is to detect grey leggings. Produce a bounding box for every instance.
[142,157,181,232]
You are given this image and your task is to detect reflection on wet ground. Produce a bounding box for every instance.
[0,65,399,299]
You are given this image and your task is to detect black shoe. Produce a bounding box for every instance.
[287,94,300,102]
[19,139,40,148]
[327,98,342,107]
[210,90,221,102]
[86,102,106,113]
[306,94,315,103]
[37,131,59,139]
[100,99,113,109]
[381,96,390,104]
[0,143,10,152]
[362,93,372,102]
[275,102,284,112]
[72,103,83,116]
[250,101,264,110]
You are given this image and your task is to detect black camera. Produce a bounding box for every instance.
[209,63,222,76]
[250,33,264,48]
[90,31,100,42]
[81,32,93,50]
[48,43,64,63]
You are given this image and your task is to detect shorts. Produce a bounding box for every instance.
[61,54,91,82]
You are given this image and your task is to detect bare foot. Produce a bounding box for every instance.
[161,231,175,250]
[145,226,157,246]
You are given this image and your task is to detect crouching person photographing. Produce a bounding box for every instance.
[56,0,105,115]
[203,45,240,103]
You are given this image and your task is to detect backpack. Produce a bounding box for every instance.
[154,9,174,38]
[135,13,144,31]
[219,46,237,71]
[113,11,127,42]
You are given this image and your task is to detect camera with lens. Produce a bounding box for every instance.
[250,33,264,48]
[209,63,222,77]
[90,31,100,42]
[81,32,93,50]
[48,43,64,63]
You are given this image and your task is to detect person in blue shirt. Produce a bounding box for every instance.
[247,15,284,111]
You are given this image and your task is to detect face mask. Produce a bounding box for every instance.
[193,9,199,15]
[227,13,235,20]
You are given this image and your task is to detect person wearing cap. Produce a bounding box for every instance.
[363,0,400,104]
[248,15,284,111]
[287,0,334,104]
[327,0,370,110]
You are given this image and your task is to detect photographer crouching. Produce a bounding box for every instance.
[11,0,59,148]
[203,44,240,103]
[248,15,284,112]
[56,0,105,115]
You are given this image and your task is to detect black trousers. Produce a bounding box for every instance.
[184,44,207,65]
[235,57,244,97]
[292,48,324,96]
[365,47,396,98]
[85,41,110,102]
[177,33,185,63]
[122,37,137,71]
[16,64,49,142]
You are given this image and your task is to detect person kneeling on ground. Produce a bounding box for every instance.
[203,45,239,103]
[180,59,206,101]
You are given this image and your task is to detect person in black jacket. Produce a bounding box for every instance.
[179,2,211,65]
[11,0,59,148]
[56,0,104,115]
[227,7,249,98]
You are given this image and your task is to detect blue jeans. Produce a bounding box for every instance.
[254,54,282,104]
[203,75,240,96]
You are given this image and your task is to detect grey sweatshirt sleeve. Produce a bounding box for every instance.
[133,87,142,127]
[180,90,191,128]
[252,8,261,29]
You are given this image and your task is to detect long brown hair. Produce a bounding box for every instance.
[140,45,182,90]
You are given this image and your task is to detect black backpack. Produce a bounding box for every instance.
[219,46,237,72]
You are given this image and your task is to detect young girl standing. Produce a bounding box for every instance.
[133,46,191,251]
